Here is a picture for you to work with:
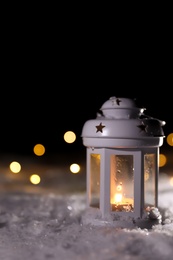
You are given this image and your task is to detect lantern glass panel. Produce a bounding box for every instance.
[110,155,134,212]
[144,153,156,208]
[89,153,100,208]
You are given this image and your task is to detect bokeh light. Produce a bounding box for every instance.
[70,163,80,174]
[167,133,173,146]
[33,144,45,156]
[64,131,76,143]
[30,174,41,185]
[9,161,21,173]
[159,154,167,167]
[170,177,173,186]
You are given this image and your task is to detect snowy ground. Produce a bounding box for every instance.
[0,157,173,260]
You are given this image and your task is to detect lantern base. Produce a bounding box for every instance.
[111,203,133,212]
[81,207,162,229]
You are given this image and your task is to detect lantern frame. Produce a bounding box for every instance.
[86,147,159,219]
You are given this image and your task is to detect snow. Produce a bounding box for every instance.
[0,167,173,260]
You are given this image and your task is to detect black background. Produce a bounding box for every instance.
[0,12,172,157]
[0,84,172,156]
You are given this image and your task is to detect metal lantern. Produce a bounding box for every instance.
[81,96,166,226]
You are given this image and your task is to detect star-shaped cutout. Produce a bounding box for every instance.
[95,122,105,133]
[116,98,122,106]
[137,123,147,132]
[110,97,122,106]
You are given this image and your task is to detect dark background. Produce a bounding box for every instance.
[0,12,172,158]
[0,86,172,157]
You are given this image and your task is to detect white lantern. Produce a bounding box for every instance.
[81,97,166,227]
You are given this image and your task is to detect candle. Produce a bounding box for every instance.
[110,183,134,212]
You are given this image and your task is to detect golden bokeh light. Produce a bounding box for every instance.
[9,161,21,173]
[33,144,45,156]
[64,131,76,143]
[70,163,80,174]
[30,174,41,185]
[170,177,173,186]
[166,133,173,146]
[159,154,167,167]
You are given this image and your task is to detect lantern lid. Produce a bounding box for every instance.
[100,96,145,119]
[81,96,166,148]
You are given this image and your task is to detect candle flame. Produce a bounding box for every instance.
[114,193,123,203]
[112,184,123,203]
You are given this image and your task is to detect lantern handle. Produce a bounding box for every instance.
[140,113,166,126]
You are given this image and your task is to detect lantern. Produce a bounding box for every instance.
[81,97,166,227]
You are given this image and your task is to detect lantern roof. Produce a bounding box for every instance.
[100,96,145,119]
[81,96,166,148]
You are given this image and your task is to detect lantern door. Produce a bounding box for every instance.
[87,148,143,218]
[106,149,142,217]
[143,148,159,210]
